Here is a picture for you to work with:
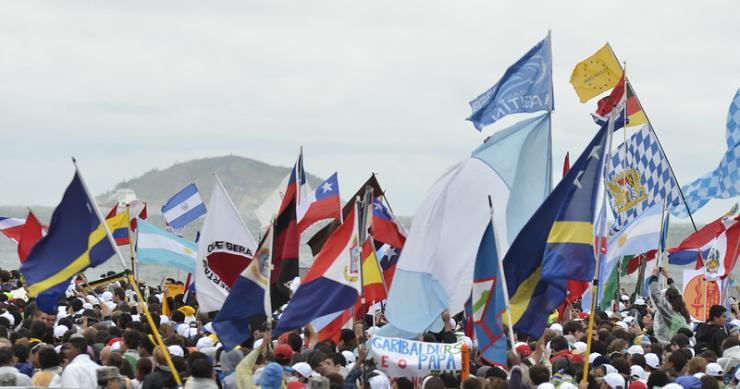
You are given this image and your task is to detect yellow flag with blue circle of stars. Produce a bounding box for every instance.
[570,43,623,103]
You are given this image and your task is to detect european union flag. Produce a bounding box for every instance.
[503,119,609,337]
[20,172,116,314]
[467,33,553,131]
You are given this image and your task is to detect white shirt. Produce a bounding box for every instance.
[60,353,101,389]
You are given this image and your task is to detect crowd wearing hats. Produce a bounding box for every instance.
[0,266,738,389]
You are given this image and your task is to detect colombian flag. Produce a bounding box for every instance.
[106,210,130,246]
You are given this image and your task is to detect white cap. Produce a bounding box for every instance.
[53,325,69,339]
[631,365,647,381]
[253,338,264,350]
[549,323,563,335]
[572,341,587,355]
[167,345,184,357]
[603,372,626,389]
[535,383,555,389]
[101,291,113,302]
[111,341,121,352]
[196,337,214,351]
[341,350,356,364]
[602,364,618,375]
[644,353,660,369]
[706,362,724,377]
[82,303,94,310]
[615,321,628,330]
[588,352,602,363]
[369,373,391,389]
[634,298,646,305]
[623,316,636,325]
[620,294,630,301]
[559,383,577,389]
[291,362,317,379]
[159,315,170,324]
[627,345,644,355]
[131,315,140,322]
[662,384,683,389]
[0,311,14,326]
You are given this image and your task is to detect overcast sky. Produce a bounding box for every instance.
[1,1,738,224]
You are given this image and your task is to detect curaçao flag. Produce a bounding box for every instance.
[274,204,361,336]
[213,224,273,350]
[297,172,340,233]
[503,117,609,338]
[471,222,507,367]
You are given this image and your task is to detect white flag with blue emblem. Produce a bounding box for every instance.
[161,183,207,229]
[672,88,740,217]
[607,126,680,231]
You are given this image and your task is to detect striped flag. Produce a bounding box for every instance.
[161,183,207,229]
[0,217,25,243]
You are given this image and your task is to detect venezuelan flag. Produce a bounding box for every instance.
[20,172,115,313]
[502,119,610,337]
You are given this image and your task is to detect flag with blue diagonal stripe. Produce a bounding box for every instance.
[672,88,740,217]
[161,183,207,229]
[607,126,680,231]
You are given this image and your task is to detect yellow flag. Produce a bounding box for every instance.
[570,43,623,103]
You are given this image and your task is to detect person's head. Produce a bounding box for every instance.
[11,343,28,363]
[461,377,482,389]
[0,347,15,367]
[664,350,688,372]
[421,376,445,389]
[601,372,625,389]
[288,333,303,353]
[685,356,707,375]
[258,362,284,389]
[550,336,569,353]
[393,377,413,389]
[38,347,60,369]
[97,366,123,389]
[563,321,585,341]
[529,364,550,385]
[671,334,690,351]
[274,344,295,365]
[641,312,653,328]
[319,353,341,375]
[722,337,740,353]
[665,287,691,322]
[188,356,213,379]
[338,329,356,351]
[700,375,719,389]
[30,309,55,327]
[112,287,126,304]
[645,370,670,389]
[123,329,141,351]
[707,305,727,325]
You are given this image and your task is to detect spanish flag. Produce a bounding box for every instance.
[20,172,116,314]
[570,43,623,103]
[361,239,387,303]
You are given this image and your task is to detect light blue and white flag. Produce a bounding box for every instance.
[136,218,197,273]
[383,113,551,335]
[161,183,207,229]
[672,88,740,217]
[607,126,680,231]
[467,33,553,130]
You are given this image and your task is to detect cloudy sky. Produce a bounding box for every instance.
[1,1,738,223]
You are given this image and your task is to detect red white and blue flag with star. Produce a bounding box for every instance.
[297,172,340,233]
[371,198,406,249]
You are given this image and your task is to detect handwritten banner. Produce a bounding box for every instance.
[368,336,463,379]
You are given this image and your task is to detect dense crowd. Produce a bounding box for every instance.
[0,266,737,389]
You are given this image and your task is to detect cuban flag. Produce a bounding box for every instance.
[161,183,207,229]
[0,217,25,243]
[297,173,341,233]
[213,224,273,350]
[274,204,361,336]
[371,198,406,249]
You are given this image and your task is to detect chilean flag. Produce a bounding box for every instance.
[371,198,406,248]
[296,173,340,233]
[274,204,361,336]
[0,217,25,243]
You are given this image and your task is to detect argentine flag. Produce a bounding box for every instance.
[136,219,197,273]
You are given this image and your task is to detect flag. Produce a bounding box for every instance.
[669,203,740,266]
[20,172,116,314]
[384,113,551,334]
[18,211,46,263]
[503,118,609,337]
[271,153,305,309]
[273,205,361,336]
[361,239,387,303]
[195,178,258,312]
[306,175,384,256]
[376,244,400,289]
[625,81,648,127]
[135,218,197,273]
[470,222,507,367]
[672,88,740,217]
[563,152,570,177]
[106,201,148,240]
[161,183,207,229]
[0,217,25,243]
[467,33,553,130]
[310,308,354,345]
[297,172,341,233]
[570,43,623,103]
[106,210,131,246]
[371,197,406,249]
[607,126,681,231]
[213,224,273,350]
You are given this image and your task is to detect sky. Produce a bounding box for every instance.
[1,1,738,224]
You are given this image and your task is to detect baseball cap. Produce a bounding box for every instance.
[630,365,647,381]
[549,323,563,334]
[662,384,684,389]
[705,362,724,377]
[588,352,602,363]
[515,342,532,357]
[602,364,618,375]
[627,345,644,355]
[572,341,587,355]
[291,362,318,379]
[644,353,660,369]
[275,344,294,360]
[633,298,646,305]
[604,373,626,389]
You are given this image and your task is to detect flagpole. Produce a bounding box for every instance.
[265,218,276,323]
[71,157,128,269]
[605,45,698,232]
[582,95,618,385]
[487,196,518,355]
[126,204,139,286]
[355,189,372,389]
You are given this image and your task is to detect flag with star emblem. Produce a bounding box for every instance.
[297,172,341,233]
[570,43,623,103]
[376,244,401,289]
[135,218,197,273]
[371,197,406,249]
[502,115,610,337]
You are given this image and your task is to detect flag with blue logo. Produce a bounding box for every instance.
[161,183,207,229]
[20,172,116,313]
[135,219,197,273]
[471,222,507,367]
[503,118,609,337]
[607,126,680,231]
[467,33,553,130]
[672,88,740,217]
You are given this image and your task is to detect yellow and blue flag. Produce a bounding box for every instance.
[503,120,610,337]
[20,172,116,313]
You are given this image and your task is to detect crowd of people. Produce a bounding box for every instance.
[0,266,737,389]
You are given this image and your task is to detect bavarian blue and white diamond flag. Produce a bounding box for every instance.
[607,125,680,231]
[467,33,553,131]
[671,88,740,217]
